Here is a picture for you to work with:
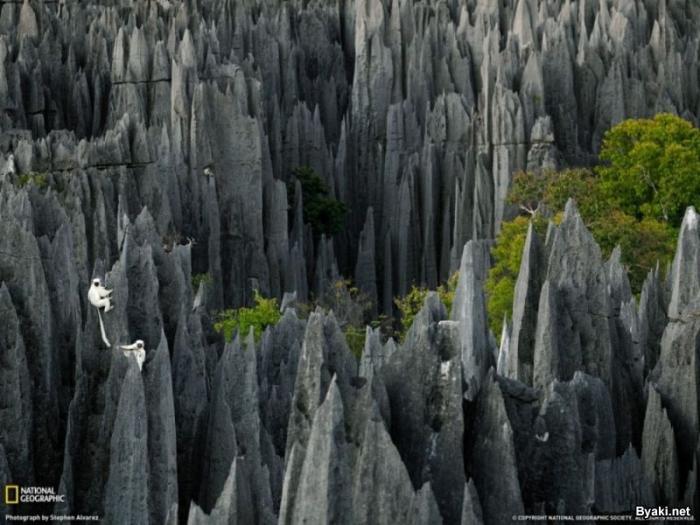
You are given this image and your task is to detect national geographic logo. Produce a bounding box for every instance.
[3,485,65,504]
[4,485,19,504]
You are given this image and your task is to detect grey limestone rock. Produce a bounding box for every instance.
[642,385,680,505]
[0,283,33,486]
[187,457,254,525]
[519,372,615,515]
[595,445,654,513]
[652,296,700,489]
[535,201,613,387]
[103,363,150,525]
[507,222,543,384]
[284,310,356,459]
[354,207,378,315]
[383,296,465,523]
[668,207,700,319]
[638,266,668,375]
[451,241,493,401]
[284,377,351,525]
[144,332,179,525]
[351,403,416,525]
[468,370,524,524]
[460,479,484,525]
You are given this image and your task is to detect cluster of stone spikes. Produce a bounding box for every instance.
[1,0,700,524]
[2,182,700,522]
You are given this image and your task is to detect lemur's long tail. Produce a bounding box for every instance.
[97,309,111,348]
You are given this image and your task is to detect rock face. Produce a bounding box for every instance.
[0,1,699,524]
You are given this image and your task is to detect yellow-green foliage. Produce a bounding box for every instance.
[17,172,49,189]
[192,272,212,291]
[394,272,459,341]
[487,217,533,339]
[214,291,281,343]
[343,325,366,360]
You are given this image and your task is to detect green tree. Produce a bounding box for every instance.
[509,168,607,219]
[288,166,348,237]
[597,113,700,226]
[214,291,281,343]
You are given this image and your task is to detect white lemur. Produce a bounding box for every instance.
[88,278,113,347]
[120,340,146,371]
[2,153,16,178]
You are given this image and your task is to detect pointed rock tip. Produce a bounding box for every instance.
[0,281,10,299]
[681,206,699,232]
[563,198,580,220]
[321,374,343,409]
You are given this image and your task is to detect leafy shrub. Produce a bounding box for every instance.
[17,172,49,189]
[288,166,348,237]
[394,272,459,341]
[343,325,366,360]
[214,291,281,343]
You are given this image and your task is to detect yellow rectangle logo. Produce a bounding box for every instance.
[4,485,19,504]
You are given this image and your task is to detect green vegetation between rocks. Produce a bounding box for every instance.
[17,171,49,189]
[191,272,212,291]
[214,291,281,343]
[315,279,373,358]
[394,272,459,341]
[485,215,551,338]
[486,114,694,339]
[288,166,348,237]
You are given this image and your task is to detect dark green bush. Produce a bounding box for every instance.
[288,166,348,237]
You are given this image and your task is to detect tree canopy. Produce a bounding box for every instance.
[597,113,700,226]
